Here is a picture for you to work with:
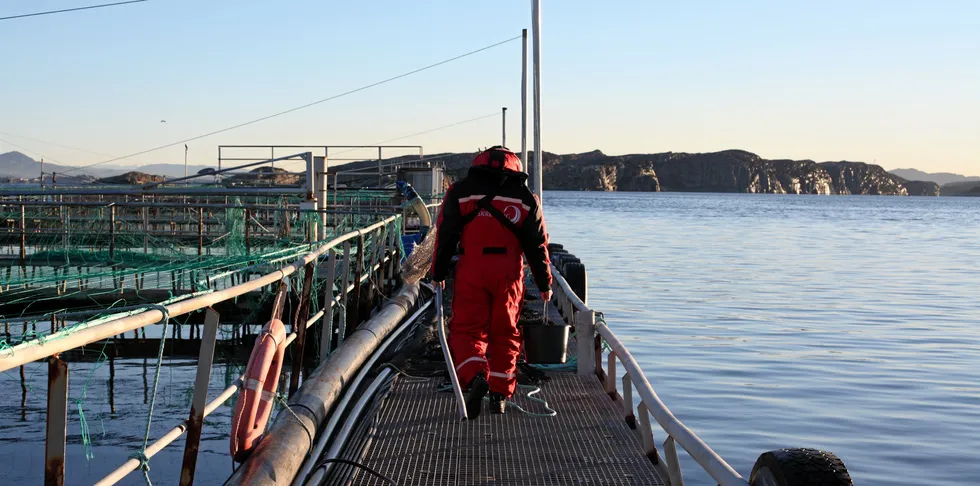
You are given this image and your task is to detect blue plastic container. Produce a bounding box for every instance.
[401,234,422,260]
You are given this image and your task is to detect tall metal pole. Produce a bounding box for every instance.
[501,107,507,147]
[184,144,189,178]
[531,0,543,202]
[521,28,528,176]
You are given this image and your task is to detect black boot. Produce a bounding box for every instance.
[489,393,506,414]
[465,374,489,419]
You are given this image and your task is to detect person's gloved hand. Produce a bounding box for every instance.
[541,290,552,301]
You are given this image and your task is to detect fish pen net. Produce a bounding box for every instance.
[0,188,409,483]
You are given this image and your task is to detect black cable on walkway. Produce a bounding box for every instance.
[61,35,522,175]
[0,0,147,21]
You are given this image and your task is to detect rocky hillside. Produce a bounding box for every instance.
[899,180,941,197]
[224,166,303,186]
[534,150,928,195]
[97,171,166,185]
[889,168,980,186]
[940,180,980,196]
[326,148,942,196]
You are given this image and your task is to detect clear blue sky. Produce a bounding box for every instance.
[1,0,978,175]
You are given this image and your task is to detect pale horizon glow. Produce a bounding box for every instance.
[1,0,977,176]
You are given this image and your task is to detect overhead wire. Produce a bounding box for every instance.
[0,137,66,167]
[0,131,118,159]
[217,112,499,175]
[60,35,522,175]
[330,112,500,158]
[0,0,147,22]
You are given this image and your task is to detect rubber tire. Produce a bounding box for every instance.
[749,448,853,486]
[551,251,572,268]
[559,257,581,275]
[547,243,564,252]
[562,262,587,304]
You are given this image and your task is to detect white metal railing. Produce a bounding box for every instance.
[0,214,403,486]
[549,262,749,486]
[0,216,397,372]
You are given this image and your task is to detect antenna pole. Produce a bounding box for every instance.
[521,28,528,176]
[184,144,189,178]
[531,0,543,203]
[502,107,507,148]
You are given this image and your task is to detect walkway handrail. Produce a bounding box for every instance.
[594,322,746,486]
[549,263,748,486]
[0,215,399,374]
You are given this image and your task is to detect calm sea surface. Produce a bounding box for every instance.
[545,191,980,485]
[1,192,978,484]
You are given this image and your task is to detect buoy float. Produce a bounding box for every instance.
[230,318,287,463]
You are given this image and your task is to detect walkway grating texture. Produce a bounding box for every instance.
[349,373,666,485]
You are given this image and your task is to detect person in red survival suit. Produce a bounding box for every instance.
[431,146,552,418]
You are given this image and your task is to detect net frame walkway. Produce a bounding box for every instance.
[349,372,665,485]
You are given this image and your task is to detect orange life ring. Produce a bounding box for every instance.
[230,318,287,463]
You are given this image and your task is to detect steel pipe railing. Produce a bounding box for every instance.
[549,263,748,486]
[0,215,398,373]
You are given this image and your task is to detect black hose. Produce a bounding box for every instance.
[311,458,396,485]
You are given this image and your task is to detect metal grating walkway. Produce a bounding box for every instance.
[349,373,666,485]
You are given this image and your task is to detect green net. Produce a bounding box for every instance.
[0,186,410,475]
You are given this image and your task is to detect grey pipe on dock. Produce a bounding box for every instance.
[226,282,423,485]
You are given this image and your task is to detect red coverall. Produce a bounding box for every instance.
[431,147,552,398]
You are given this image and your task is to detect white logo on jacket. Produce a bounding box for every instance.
[504,205,521,224]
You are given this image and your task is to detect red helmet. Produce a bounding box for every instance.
[471,146,523,172]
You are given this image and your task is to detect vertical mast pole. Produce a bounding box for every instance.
[531,0,543,203]
[502,107,507,147]
[521,28,528,176]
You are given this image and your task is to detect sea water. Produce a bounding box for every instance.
[1,192,977,484]
[545,191,980,485]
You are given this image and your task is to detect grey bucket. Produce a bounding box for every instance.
[523,324,571,364]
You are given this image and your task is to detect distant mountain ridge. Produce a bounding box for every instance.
[3,149,967,196]
[888,168,980,186]
[0,151,213,180]
[338,149,941,196]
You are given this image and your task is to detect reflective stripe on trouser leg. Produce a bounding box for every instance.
[448,264,491,387]
[487,268,524,397]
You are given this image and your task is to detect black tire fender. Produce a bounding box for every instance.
[750,448,853,486]
[559,256,581,275]
[561,262,587,304]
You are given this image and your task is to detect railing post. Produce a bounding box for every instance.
[338,240,352,344]
[45,355,68,486]
[245,208,251,256]
[197,208,203,256]
[622,374,636,429]
[372,224,387,306]
[108,205,116,260]
[19,204,26,263]
[179,308,219,486]
[289,262,316,396]
[349,234,365,332]
[594,334,603,382]
[365,231,378,308]
[637,403,662,466]
[319,248,337,360]
[383,224,396,290]
[575,309,595,375]
[664,436,685,486]
[606,352,617,399]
